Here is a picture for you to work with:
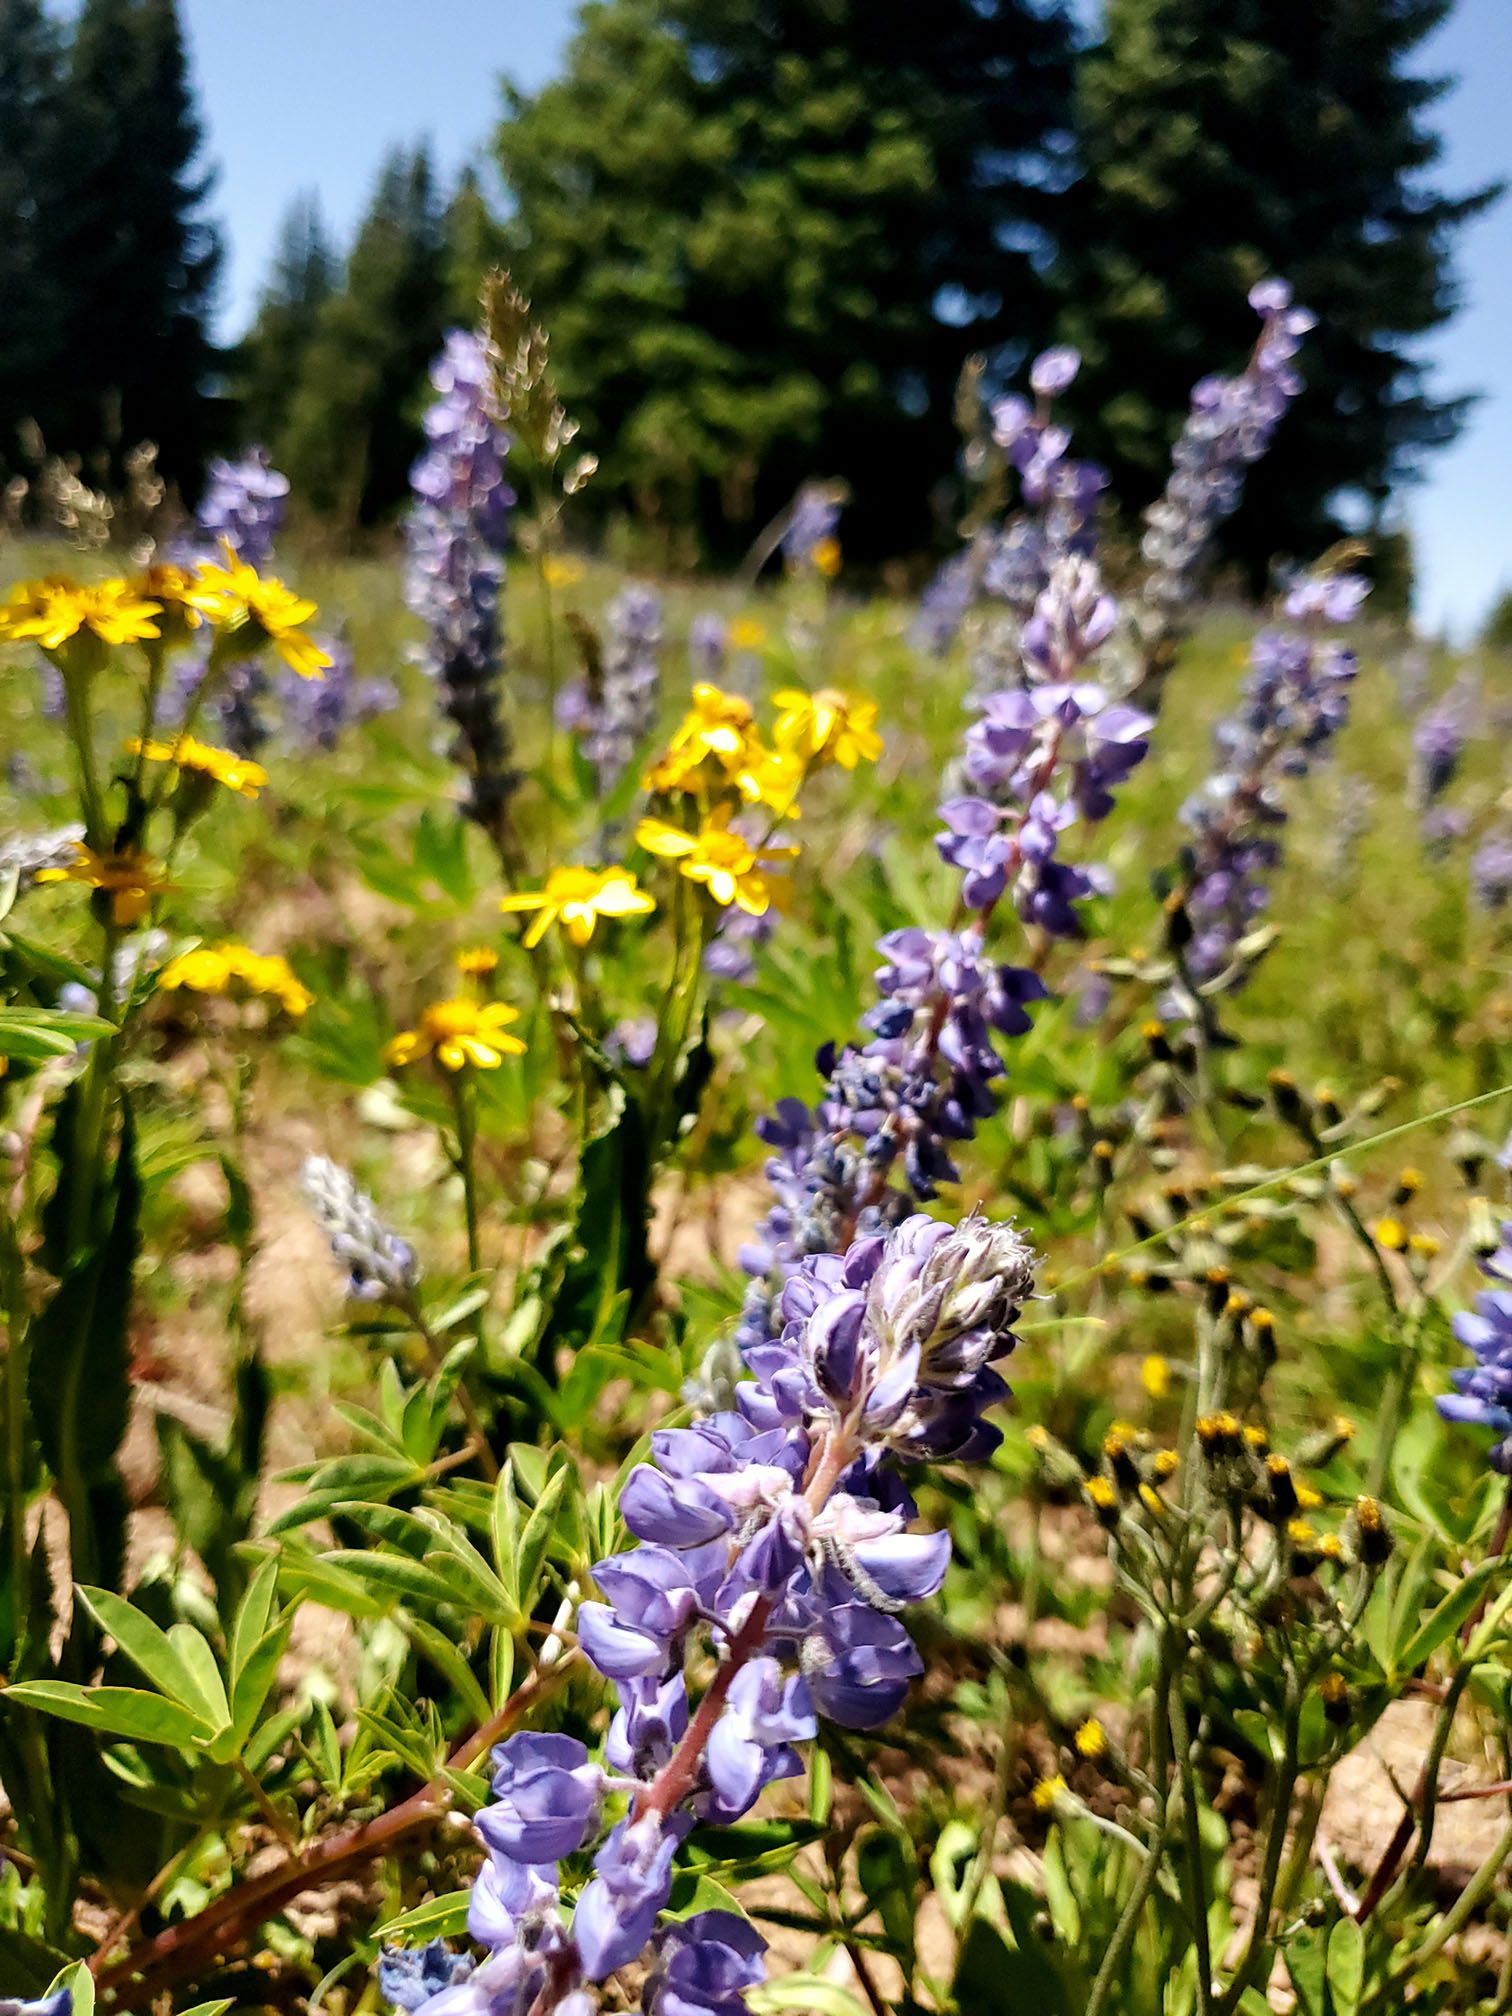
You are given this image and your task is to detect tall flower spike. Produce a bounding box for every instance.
[559,584,662,793]
[300,1155,421,1304]
[406,329,519,842]
[383,1211,1034,2016]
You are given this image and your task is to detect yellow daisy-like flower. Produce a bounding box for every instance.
[542,554,585,588]
[810,536,842,580]
[644,684,759,793]
[736,746,807,819]
[384,997,526,1072]
[184,543,331,680]
[455,945,501,977]
[127,734,269,800]
[157,942,314,1019]
[0,576,162,652]
[34,842,164,926]
[772,686,882,769]
[1030,1774,1068,1813]
[130,564,205,634]
[500,865,656,949]
[1074,1718,1107,1760]
[636,814,797,917]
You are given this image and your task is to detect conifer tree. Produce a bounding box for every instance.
[0,0,68,471]
[494,0,1074,557]
[235,191,338,459]
[48,0,222,487]
[279,145,448,526]
[1056,0,1499,573]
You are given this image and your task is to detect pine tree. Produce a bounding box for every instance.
[279,145,448,527]
[494,0,1074,557]
[47,0,222,488]
[234,191,338,457]
[0,0,68,471]
[442,166,504,328]
[1057,0,1500,573]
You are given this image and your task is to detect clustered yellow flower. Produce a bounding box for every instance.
[643,679,880,817]
[34,842,164,926]
[157,942,314,1019]
[0,549,329,679]
[184,543,331,679]
[127,734,269,800]
[0,578,163,651]
[771,686,882,770]
[500,865,656,948]
[455,945,501,978]
[385,998,526,1072]
[636,812,797,917]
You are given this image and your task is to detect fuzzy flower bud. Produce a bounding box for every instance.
[299,1155,420,1303]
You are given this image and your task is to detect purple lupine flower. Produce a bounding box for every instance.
[688,612,727,683]
[384,1212,1035,2016]
[1141,281,1313,619]
[644,1912,766,2016]
[559,583,662,793]
[734,361,1147,1351]
[475,1734,603,1864]
[195,448,289,569]
[277,636,398,751]
[1177,571,1366,988]
[1439,1224,1512,1469]
[406,329,518,837]
[380,1940,474,2013]
[1472,832,1512,913]
[1412,680,1475,809]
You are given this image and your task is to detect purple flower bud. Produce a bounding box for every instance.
[1030,345,1081,397]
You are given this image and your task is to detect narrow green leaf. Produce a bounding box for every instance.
[376,1889,472,1942]
[3,1680,212,1749]
[74,1586,200,1708]
[166,1624,230,1728]
[1326,1917,1365,2016]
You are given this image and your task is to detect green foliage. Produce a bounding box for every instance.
[1056,0,1501,574]
[493,0,1074,557]
[277,146,449,527]
[233,191,340,466]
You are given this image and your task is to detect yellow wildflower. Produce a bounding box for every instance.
[772,686,882,769]
[0,576,161,651]
[636,813,797,916]
[456,946,501,977]
[1372,1216,1407,1252]
[811,536,842,579]
[736,745,807,819]
[157,943,314,1019]
[1074,1718,1107,1760]
[1140,1353,1170,1401]
[541,554,585,588]
[385,997,526,1072]
[727,616,766,651]
[500,865,656,949]
[644,684,758,792]
[130,564,204,633]
[184,543,331,680]
[1031,1774,1067,1813]
[127,734,268,800]
[35,842,163,926]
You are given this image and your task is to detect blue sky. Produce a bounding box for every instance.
[177,0,1509,634]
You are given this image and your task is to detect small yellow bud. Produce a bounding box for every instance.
[1373,1217,1407,1252]
[1074,1718,1107,1760]
[1141,1354,1171,1401]
[1031,1774,1067,1813]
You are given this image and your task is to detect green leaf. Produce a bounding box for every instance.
[323,1549,468,1610]
[1394,1558,1505,1675]
[1326,1918,1365,2016]
[3,1680,213,1749]
[73,1586,201,1708]
[45,1961,95,2016]
[517,1464,571,1607]
[229,1620,294,1748]
[229,1553,281,1681]
[404,1613,492,1725]
[749,1980,872,2016]
[377,1889,473,1942]
[0,1007,114,1061]
[166,1623,230,1728]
